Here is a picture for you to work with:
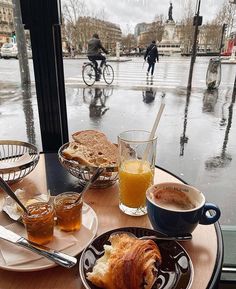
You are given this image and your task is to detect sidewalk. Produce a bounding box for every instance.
[64,55,132,62]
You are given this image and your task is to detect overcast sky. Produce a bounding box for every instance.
[83,0,226,33]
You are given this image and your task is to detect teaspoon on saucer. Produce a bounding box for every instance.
[110,231,192,241]
[138,234,192,241]
[0,176,29,215]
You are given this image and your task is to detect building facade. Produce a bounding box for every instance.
[134,22,148,37]
[62,16,122,54]
[79,17,122,53]
[0,0,14,47]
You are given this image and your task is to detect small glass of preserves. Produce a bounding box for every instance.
[54,192,82,232]
[22,202,55,245]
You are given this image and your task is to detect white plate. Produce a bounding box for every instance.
[0,203,98,272]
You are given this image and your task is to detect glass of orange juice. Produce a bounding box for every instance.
[118,130,157,216]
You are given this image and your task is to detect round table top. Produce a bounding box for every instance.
[0,153,223,289]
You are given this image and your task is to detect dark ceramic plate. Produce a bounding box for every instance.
[79,227,194,289]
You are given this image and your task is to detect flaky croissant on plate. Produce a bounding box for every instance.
[86,233,162,289]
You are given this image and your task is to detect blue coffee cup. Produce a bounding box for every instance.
[146,182,221,236]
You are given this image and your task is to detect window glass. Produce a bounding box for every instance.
[0,17,41,150]
[2,42,13,48]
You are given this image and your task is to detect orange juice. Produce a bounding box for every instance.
[119,159,154,208]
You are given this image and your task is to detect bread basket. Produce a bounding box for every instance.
[0,140,39,183]
[58,142,118,188]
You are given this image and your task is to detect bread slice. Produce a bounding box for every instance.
[63,130,118,167]
[72,130,107,145]
[62,142,96,166]
[86,233,162,289]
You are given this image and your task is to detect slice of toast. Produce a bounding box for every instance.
[63,130,118,167]
[72,130,107,146]
[62,142,96,166]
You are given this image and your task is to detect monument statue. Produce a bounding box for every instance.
[168,2,173,21]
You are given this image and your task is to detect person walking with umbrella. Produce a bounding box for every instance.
[144,40,159,77]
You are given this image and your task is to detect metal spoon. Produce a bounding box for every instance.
[0,176,29,215]
[110,231,192,242]
[74,167,104,204]
[139,234,192,241]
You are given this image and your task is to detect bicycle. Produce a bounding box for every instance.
[82,60,114,86]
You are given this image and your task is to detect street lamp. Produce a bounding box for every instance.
[230,0,236,92]
[219,23,227,56]
[187,0,202,90]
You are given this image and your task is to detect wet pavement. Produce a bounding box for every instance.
[0,56,236,227]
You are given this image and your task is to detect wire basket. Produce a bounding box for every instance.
[0,140,39,184]
[58,143,118,189]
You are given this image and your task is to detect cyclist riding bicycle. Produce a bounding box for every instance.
[87,33,108,81]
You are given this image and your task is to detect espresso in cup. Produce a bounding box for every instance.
[146,182,221,236]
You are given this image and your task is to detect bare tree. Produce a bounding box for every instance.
[200,21,221,52]
[123,23,133,36]
[94,8,108,21]
[199,0,236,53]
[92,9,108,48]
[138,32,150,48]
[136,14,165,49]
[215,0,236,36]
[121,24,136,52]
[62,0,87,55]
[178,2,194,54]
[62,1,114,54]
[149,14,165,43]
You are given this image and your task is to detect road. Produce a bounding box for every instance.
[0,56,235,89]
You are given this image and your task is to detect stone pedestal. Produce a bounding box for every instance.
[162,20,177,43]
[159,20,181,55]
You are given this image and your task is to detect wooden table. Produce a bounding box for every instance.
[0,153,223,289]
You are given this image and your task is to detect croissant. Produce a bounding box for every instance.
[86,233,162,289]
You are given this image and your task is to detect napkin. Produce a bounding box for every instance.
[0,223,78,266]
[2,189,50,221]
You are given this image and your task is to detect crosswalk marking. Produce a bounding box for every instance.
[66,73,183,88]
[65,58,189,88]
[64,57,234,89]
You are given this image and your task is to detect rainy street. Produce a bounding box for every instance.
[0,56,236,227]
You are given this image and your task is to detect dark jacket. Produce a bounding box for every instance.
[144,43,159,63]
[87,37,108,56]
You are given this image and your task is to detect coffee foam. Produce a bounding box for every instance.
[149,186,196,211]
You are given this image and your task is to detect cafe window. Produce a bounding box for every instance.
[0,2,236,285]
[0,0,41,149]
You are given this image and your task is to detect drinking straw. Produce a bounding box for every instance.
[142,99,165,162]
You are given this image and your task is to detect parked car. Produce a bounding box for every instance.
[0,42,32,59]
[1,43,18,58]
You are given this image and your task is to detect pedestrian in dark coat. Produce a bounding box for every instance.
[144,40,159,76]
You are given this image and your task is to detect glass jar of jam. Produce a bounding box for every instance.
[22,202,55,245]
[54,192,82,232]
